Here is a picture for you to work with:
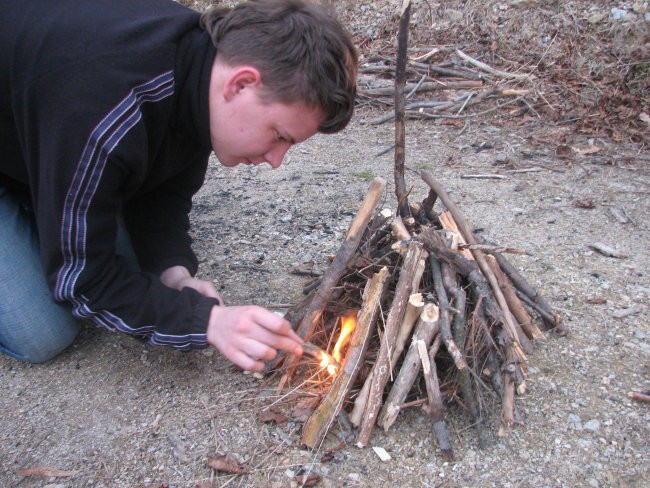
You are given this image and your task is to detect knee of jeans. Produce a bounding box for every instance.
[3,322,81,364]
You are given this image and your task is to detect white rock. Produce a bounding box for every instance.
[372,446,392,462]
[585,419,601,432]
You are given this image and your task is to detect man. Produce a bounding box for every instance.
[0,0,358,370]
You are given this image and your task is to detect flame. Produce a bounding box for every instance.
[326,312,357,375]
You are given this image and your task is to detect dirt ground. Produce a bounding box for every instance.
[2,1,649,487]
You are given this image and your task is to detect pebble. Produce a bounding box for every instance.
[568,414,581,423]
[585,420,601,432]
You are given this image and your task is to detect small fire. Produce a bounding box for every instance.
[321,312,357,375]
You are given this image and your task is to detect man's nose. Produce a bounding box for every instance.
[265,144,291,169]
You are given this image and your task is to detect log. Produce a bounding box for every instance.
[379,303,440,431]
[391,293,424,366]
[430,254,467,370]
[486,256,534,354]
[356,240,425,447]
[391,216,412,241]
[439,210,473,260]
[418,339,453,460]
[492,252,566,335]
[420,171,527,364]
[394,0,411,218]
[450,288,492,448]
[488,256,546,342]
[349,369,373,427]
[498,339,518,436]
[277,177,386,388]
[301,267,389,448]
[360,81,484,97]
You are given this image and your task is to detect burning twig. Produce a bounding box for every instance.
[300,342,341,371]
[301,268,389,448]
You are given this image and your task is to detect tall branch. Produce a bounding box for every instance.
[394,0,411,218]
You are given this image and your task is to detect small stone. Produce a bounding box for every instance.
[568,414,581,423]
[585,420,601,432]
[588,478,600,487]
[372,446,392,462]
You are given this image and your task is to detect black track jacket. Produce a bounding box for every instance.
[0,0,220,349]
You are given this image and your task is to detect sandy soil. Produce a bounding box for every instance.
[1,105,648,487]
[2,1,649,486]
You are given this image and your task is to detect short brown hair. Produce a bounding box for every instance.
[200,0,357,134]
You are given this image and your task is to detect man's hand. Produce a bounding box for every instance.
[160,265,224,305]
[207,305,303,372]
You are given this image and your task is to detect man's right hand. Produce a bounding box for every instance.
[206,305,303,371]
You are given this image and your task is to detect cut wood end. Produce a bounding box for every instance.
[408,293,424,308]
[421,303,440,323]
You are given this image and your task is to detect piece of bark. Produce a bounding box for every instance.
[379,303,440,431]
[417,339,454,460]
[277,177,386,387]
[587,242,628,259]
[301,267,389,448]
[629,391,650,403]
[356,241,425,447]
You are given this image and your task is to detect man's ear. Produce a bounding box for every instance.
[222,66,262,102]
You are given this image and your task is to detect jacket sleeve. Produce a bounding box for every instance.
[17,53,217,350]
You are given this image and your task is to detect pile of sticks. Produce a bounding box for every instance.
[357,2,535,127]
[272,173,564,458]
[359,55,533,127]
[269,1,561,457]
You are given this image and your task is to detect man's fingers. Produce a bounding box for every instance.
[241,340,277,362]
[230,350,265,372]
[246,325,302,355]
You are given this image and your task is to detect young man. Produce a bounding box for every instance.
[0,0,358,371]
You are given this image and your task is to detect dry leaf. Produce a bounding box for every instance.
[320,451,336,463]
[296,474,322,487]
[290,396,320,422]
[17,466,77,478]
[207,454,249,474]
[573,199,595,209]
[257,407,288,425]
[555,145,574,159]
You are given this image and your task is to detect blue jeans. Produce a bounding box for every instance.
[0,187,138,363]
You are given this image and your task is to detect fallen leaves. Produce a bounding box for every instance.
[296,474,322,486]
[207,454,249,474]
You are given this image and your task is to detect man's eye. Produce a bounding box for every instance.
[275,131,286,142]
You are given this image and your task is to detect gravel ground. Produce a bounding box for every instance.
[1,105,648,487]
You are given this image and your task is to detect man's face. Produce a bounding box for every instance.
[208,64,323,169]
